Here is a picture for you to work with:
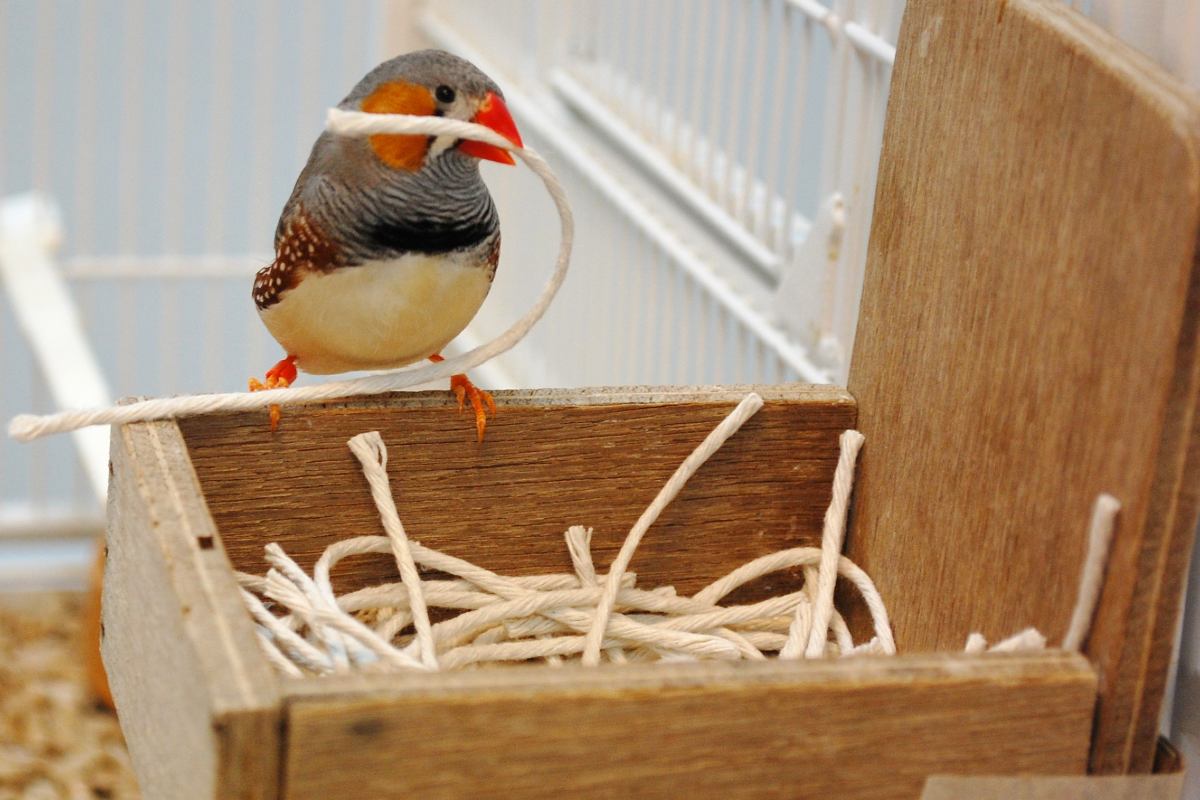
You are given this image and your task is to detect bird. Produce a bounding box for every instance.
[248,49,523,441]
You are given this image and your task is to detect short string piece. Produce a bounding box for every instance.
[1061,493,1121,652]
[8,111,573,442]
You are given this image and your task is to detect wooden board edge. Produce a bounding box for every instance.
[920,772,1184,800]
[1026,0,1200,149]
[279,650,1096,702]
[177,383,853,416]
[105,419,282,799]
[1111,238,1200,772]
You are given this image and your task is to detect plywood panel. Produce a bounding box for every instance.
[847,0,1200,772]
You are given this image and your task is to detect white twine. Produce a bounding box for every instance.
[1061,493,1120,652]
[581,393,765,666]
[232,393,1118,674]
[347,432,438,670]
[239,395,906,674]
[8,111,573,441]
[802,429,865,658]
[961,493,1120,655]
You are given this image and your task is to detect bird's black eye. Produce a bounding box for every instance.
[435,85,456,104]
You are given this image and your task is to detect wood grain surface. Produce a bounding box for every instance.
[282,652,1096,800]
[846,0,1200,773]
[103,421,280,799]
[921,773,1184,800]
[179,385,855,600]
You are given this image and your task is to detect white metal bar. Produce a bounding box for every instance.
[64,254,267,279]
[71,0,99,256]
[163,2,191,251]
[844,20,897,64]
[780,11,815,262]
[817,0,852,207]
[760,0,788,247]
[116,279,136,396]
[0,513,104,542]
[703,0,733,200]
[739,0,771,228]
[31,1,55,193]
[789,0,896,64]
[653,0,674,148]
[0,2,7,196]
[551,70,782,278]
[116,0,146,254]
[200,280,223,391]
[159,281,181,392]
[683,0,711,185]
[204,0,235,253]
[632,0,655,141]
[788,0,835,25]
[0,196,110,504]
[720,1,748,214]
[296,0,323,168]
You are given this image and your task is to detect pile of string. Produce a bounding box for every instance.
[235,393,1113,675]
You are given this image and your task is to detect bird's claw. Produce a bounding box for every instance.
[249,356,297,431]
[450,374,496,443]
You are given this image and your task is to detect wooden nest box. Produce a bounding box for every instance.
[103,2,1200,798]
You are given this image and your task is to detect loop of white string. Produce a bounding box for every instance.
[8,111,572,441]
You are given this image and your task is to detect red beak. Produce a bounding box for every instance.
[459,91,523,166]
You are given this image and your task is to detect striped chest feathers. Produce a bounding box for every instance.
[257,250,496,375]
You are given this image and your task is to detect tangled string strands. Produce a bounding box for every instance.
[241,395,902,673]
[236,393,1121,676]
[8,111,573,442]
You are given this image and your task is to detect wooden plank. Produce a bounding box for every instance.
[921,774,1184,800]
[282,652,1096,800]
[103,420,281,799]
[846,0,1200,773]
[179,385,854,599]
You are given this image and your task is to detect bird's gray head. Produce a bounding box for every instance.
[337,49,523,171]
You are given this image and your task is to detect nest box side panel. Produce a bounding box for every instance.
[104,420,281,799]
[282,652,1095,800]
[846,0,1200,773]
[180,385,855,599]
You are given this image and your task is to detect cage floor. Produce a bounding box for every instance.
[0,592,138,799]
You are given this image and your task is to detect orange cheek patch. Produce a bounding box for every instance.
[361,81,437,171]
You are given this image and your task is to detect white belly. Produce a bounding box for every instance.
[259,254,493,374]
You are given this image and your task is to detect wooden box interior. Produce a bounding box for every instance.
[103,389,1098,800]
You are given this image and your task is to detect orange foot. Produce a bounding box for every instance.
[429,354,496,442]
[249,355,298,431]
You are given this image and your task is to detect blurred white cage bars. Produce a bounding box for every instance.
[0,1,1198,551]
